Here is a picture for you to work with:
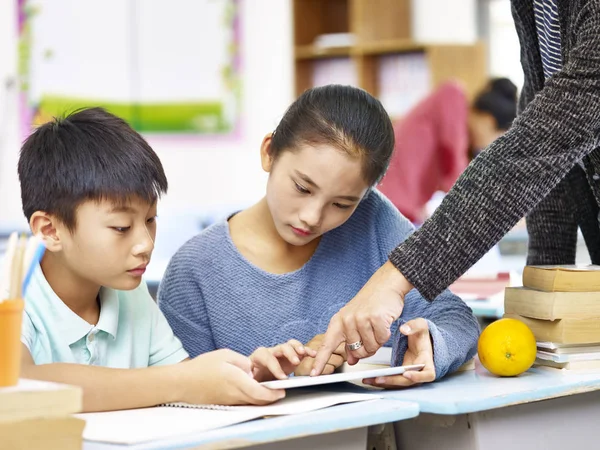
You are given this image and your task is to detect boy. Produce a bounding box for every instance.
[18,108,312,412]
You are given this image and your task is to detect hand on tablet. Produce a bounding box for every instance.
[178,349,285,406]
[250,339,317,382]
[363,318,436,388]
[294,334,347,376]
[311,261,412,376]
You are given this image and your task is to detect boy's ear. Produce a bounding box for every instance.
[29,212,64,252]
[260,133,275,173]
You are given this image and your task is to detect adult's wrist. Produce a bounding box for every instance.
[382,260,413,297]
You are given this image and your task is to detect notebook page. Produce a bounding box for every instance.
[79,407,259,444]
[165,391,381,414]
[78,391,382,445]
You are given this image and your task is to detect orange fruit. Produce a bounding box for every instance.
[477,318,536,377]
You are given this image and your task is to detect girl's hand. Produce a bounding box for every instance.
[363,318,436,388]
[250,340,317,382]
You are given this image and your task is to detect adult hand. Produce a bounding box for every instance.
[363,318,436,388]
[311,261,413,376]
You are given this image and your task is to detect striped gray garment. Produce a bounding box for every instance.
[534,0,562,78]
[389,0,600,301]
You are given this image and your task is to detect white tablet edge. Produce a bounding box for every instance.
[260,364,425,390]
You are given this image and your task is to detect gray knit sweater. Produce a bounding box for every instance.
[391,0,600,300]
[158,191,480,379]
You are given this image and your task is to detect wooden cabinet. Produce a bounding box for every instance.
[293,0,487,113]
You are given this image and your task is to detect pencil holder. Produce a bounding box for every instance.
[0,298,24,387]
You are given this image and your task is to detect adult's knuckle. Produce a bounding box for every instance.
[342,313,355,327]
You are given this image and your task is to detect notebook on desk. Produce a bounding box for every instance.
[78,390,382,445]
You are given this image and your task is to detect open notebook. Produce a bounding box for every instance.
[78,390,382,445]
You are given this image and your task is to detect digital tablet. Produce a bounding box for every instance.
[260,364,425,390]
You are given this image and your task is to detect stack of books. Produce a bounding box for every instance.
[504,265,600,371]
[0,379,84,449]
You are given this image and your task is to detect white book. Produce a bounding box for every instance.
[537,350,600,363]
[78,390,382,445]
[528,264,600,271]
[537,342,600,354]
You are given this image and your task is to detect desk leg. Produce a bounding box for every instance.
[395,390,600,450]
[242,426,367,450]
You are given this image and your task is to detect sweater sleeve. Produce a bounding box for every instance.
[157,243,217,358]
[389,3,600,299]
[391,289,480,379]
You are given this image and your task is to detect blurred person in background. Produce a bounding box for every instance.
[378,78,518,224]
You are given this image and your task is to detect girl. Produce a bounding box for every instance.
[158,85,479,387]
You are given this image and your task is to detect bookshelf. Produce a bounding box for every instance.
[293,0,487,116]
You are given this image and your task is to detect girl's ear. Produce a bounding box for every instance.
[260,133,275,173]
[29,212,64,252]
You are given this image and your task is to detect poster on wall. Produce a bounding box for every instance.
[17,0,242,138]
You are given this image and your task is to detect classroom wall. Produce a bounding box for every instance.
[488,0,523,88]
[0,0,519,233]
[0,0,20,229]
[0,0,294,229]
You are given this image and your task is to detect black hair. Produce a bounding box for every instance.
[473,77,518,130]
[270,85,395,186]
[18,107,168,231]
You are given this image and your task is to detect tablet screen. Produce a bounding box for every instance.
[260,364,425,390]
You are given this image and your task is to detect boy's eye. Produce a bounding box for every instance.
[147,216,157,224]
[334,203,352,210]
[294,182,310,194]
[111,227,130,233]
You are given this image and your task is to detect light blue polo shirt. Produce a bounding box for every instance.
[21,265,189,367]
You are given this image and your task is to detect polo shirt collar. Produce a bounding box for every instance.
[96,287,120,340]
[32,265,120,344]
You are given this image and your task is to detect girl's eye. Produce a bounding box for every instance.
[147,216,157,224]
[294,182,310,194]
[334,203,352,210]
[111,227,131,233]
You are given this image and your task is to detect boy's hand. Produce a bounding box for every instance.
[363,319,436,389]
[250,340,317,382]
[295,334,347,376]
[176,349,286,405]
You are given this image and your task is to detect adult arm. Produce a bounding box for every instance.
[313,4,600,371]
[391,3,600,299]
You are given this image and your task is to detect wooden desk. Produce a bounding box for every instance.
[83,398,418,450]
[387,360,600,450]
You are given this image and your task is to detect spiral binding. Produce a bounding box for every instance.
[160,402,241,411]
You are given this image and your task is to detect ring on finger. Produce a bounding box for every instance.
[346,340,363,351]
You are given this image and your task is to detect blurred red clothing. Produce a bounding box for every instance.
[378,82,469,223]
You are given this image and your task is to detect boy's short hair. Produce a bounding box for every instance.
[18,107,168,231]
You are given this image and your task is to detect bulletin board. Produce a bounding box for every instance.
[17,0,242,137]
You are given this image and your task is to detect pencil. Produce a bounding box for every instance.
[0,232,18,302]
[21,235,45,297]
[9,234,27,299]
